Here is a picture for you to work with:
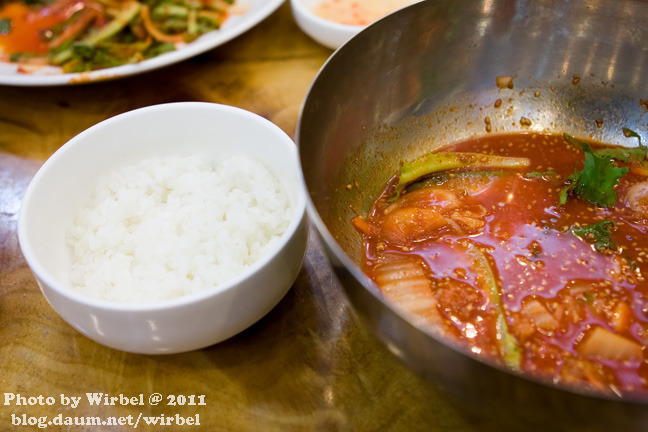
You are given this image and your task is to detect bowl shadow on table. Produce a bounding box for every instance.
[193,232,401,428]
[192,229,514,432]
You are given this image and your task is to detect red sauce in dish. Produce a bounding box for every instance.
[356,133,648,397]
[314,0,418,26]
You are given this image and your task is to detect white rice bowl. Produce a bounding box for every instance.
[19,102,307,353]
[67,154,293,304]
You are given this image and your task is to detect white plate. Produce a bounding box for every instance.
[0,0,285,86]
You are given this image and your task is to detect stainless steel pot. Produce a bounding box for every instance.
[297,0,648,429]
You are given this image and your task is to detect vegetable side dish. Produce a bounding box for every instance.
[0,0,235,73]
[353,131,648,397]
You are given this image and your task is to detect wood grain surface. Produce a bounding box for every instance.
[0,3,514,431]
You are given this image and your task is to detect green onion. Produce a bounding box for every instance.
[467,243,521,370]
[392,151,530,201]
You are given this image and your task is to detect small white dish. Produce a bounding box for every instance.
[291,0,363,50]
[18,102,308,354]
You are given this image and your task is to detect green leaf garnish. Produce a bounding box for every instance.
[560,135,629,207]
[623,127,643,144]
[594,129,647,163]
[571,220,616,252]
[565,129,646,164]
[0,18,11,36]
[526,168,556,179]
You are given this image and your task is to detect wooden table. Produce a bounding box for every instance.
[0,3,515,431]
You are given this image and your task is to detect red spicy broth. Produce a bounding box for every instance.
[354,132,648,397]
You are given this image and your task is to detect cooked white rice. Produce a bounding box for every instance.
[67,154,293,304]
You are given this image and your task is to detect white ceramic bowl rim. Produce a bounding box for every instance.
[18,102,307,313]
